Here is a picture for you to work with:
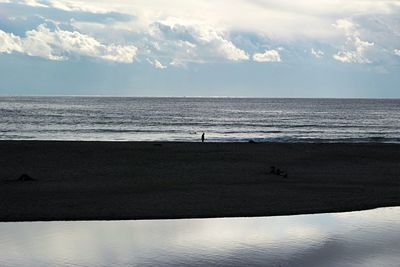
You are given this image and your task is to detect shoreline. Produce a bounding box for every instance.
[1,141,399,222]
[1,139,400,144]
[1,206,399,223]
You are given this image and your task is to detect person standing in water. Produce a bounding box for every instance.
[201,132,205,143]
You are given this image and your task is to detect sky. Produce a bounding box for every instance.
[0,0,400,97]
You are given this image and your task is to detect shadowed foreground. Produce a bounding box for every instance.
[0,141,399,222]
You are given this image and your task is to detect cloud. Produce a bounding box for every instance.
[47,0,108,13]
[333,18,355,33]
[333,19,374,63]
[395,49,400,56]
[12,0,112,13]
[0,24,138,62]
[252,49,281,62]
[0,30,23,53]
[147,58,166,69]
[212,36,249,61]
[5,0,400,40]
[333,37,374,63]
[2,0,400,66]
[152,19,249,62]
[20,0,48,8]
[311,48,324,58]
[77,0,400,40]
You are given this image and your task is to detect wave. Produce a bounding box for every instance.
[1,97,399,143]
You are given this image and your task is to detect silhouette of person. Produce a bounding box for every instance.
[201,132,205,143]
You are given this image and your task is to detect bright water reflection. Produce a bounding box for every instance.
[0,207,399,267]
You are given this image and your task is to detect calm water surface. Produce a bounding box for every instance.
[0,207,399,267]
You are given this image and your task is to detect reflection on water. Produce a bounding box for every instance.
[0,207,399,267]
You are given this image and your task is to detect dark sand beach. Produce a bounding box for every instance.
[0,141,399,222]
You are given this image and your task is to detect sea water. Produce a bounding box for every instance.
[0,96,399,142]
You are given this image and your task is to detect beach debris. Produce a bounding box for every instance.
[270,166,276,173]
[269,166,288,178]
[18,174,35,181]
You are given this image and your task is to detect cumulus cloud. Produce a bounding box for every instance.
[333,18,355,33]
[147,58,166,69]
[0,24,138,62]
[333,37,374,63]
[252,49,281,62]
[2,0,400,66]
[311,48,324,58]
[151,19,249,62]
[395,49,400,56]
[213,38,249,61]
[0,30,23,54]
[333,19,374,64]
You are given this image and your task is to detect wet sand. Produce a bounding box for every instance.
[0,141,399,222]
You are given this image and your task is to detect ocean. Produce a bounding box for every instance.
[1,96,399,143]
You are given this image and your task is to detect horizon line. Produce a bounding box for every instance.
[0,94,399,100]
